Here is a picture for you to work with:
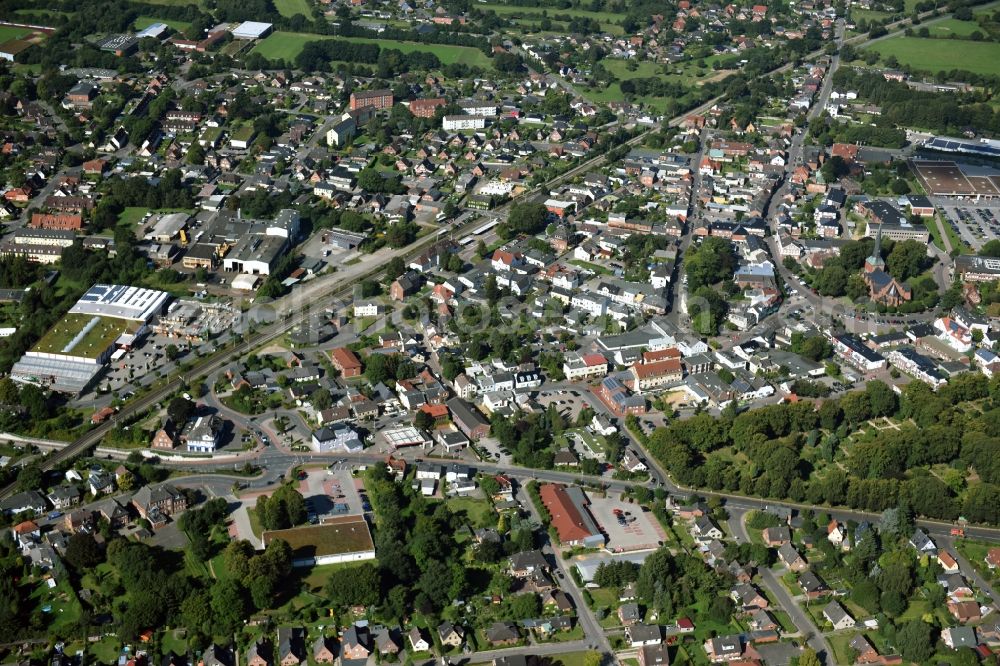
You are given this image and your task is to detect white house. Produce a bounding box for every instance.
[443,115,486,131]
[354,301,383,317]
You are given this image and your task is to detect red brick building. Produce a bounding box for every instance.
[30,213,83,231]
[330,347,363,378]
[408,97,446,118]
[350,89,393,111]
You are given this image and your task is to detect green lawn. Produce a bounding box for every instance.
[252,31,493,68]
[134,15,192,31]
[852,7,891,22]
[247,506,263,538]
[118,206,193,227]
[479,2,622,33]
[865,36,1000,76]
[118,207,150,226]
[0,25,32,42]
[130,0,204,7]
[478,2,620,23]
[275,0,312,17]
[446,496,496,529]
[923,17,985,37]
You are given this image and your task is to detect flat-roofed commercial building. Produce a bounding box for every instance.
[262,515,375,567]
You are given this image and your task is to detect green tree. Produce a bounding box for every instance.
[797,648,822,666]
[210,579,249,635]
[887,239,930,281]
[167,396,195,425]
[64,533,104,571]
[385,256,406,279]
[898,620,934,663]
[325,563,381,608]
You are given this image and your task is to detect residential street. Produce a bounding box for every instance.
[729,511,832,663]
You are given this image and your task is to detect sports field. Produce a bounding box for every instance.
[252,31,493,68]
[865,36,1000,76]
[33,314,136,359]
[134,15,191,31]
[0,25,32,42]
[274,0,311,18]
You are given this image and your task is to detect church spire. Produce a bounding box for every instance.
[866,223,885,271]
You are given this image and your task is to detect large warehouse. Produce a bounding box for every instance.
[910,159,1000,200]
[10,284,170,393]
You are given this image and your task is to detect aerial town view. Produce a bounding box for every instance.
[3,0,1000,663]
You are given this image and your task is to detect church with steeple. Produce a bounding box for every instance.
[863,224,911,307]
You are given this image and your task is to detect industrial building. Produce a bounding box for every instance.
[10,284,170,393]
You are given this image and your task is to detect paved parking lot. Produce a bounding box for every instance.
[301,467,365,520]
[537,389,589,422]
[941,204,1000,250]
[473,436,513,466]
[587,492,667,553]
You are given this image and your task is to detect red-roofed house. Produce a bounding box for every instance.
[642,348,681,363]
[491,249,524,272]
[563,352,609,381]
[831,143,859,163]
[949,600,981,623]
[629,358,682,393]
[330,347,363,378]
[938,551,960,574]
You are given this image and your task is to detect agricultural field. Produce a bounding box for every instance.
[134,15,191,31]
[274,0,312,18]
[252,31,493,68]
[864,36,1000,76]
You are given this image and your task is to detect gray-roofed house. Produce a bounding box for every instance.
[943,626,978,649]
[311,636,334,663]
[0,490,47,516]
[277,628,304,666]
[909,528,937,555]
[822,601,855,631]
[777,543,808,571]
[510,550,548,576]
[625,623,662,647]
[437,622,464,648]
[618,602,641,626]
[484,621,519,646]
